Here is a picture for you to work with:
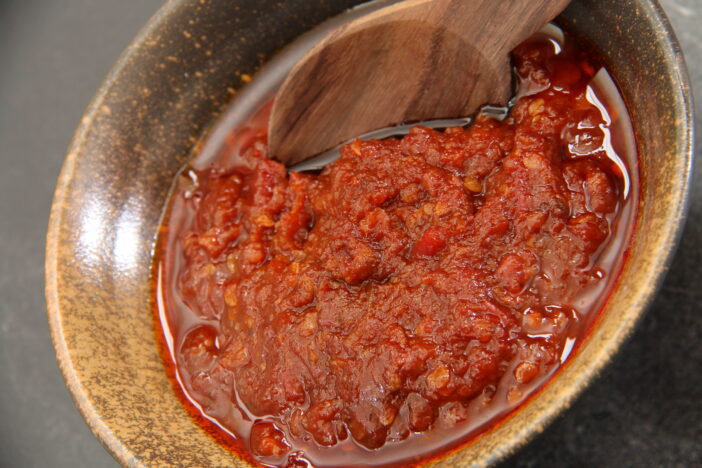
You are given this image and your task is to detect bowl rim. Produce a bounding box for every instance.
[45,0,695,466]
[45,2,184,465]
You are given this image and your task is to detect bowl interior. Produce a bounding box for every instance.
[45,0,692,466]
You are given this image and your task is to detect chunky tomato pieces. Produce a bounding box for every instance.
[163,36,628,467]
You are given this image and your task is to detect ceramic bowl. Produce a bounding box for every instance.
[45,0,693,466]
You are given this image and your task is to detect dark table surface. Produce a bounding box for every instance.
[0,1,699,467]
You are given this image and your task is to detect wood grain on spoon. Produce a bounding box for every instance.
[269,0,571,165]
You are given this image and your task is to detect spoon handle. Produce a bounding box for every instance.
[344,0,571,57]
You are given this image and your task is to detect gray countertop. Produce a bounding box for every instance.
[0,1,699,467]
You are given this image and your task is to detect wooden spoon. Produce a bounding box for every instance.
[269,0,571,165]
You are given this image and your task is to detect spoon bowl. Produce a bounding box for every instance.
[269,0,570,165]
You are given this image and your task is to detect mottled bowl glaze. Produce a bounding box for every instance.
[45,0,693,466]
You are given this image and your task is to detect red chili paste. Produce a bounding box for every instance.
[156,33,636,467]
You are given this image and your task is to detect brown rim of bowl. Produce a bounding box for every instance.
[45,0,694,466]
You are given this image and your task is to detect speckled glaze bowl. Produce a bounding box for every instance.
[45,0,693,466]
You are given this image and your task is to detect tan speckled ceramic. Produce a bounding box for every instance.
[45,0,693,466]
